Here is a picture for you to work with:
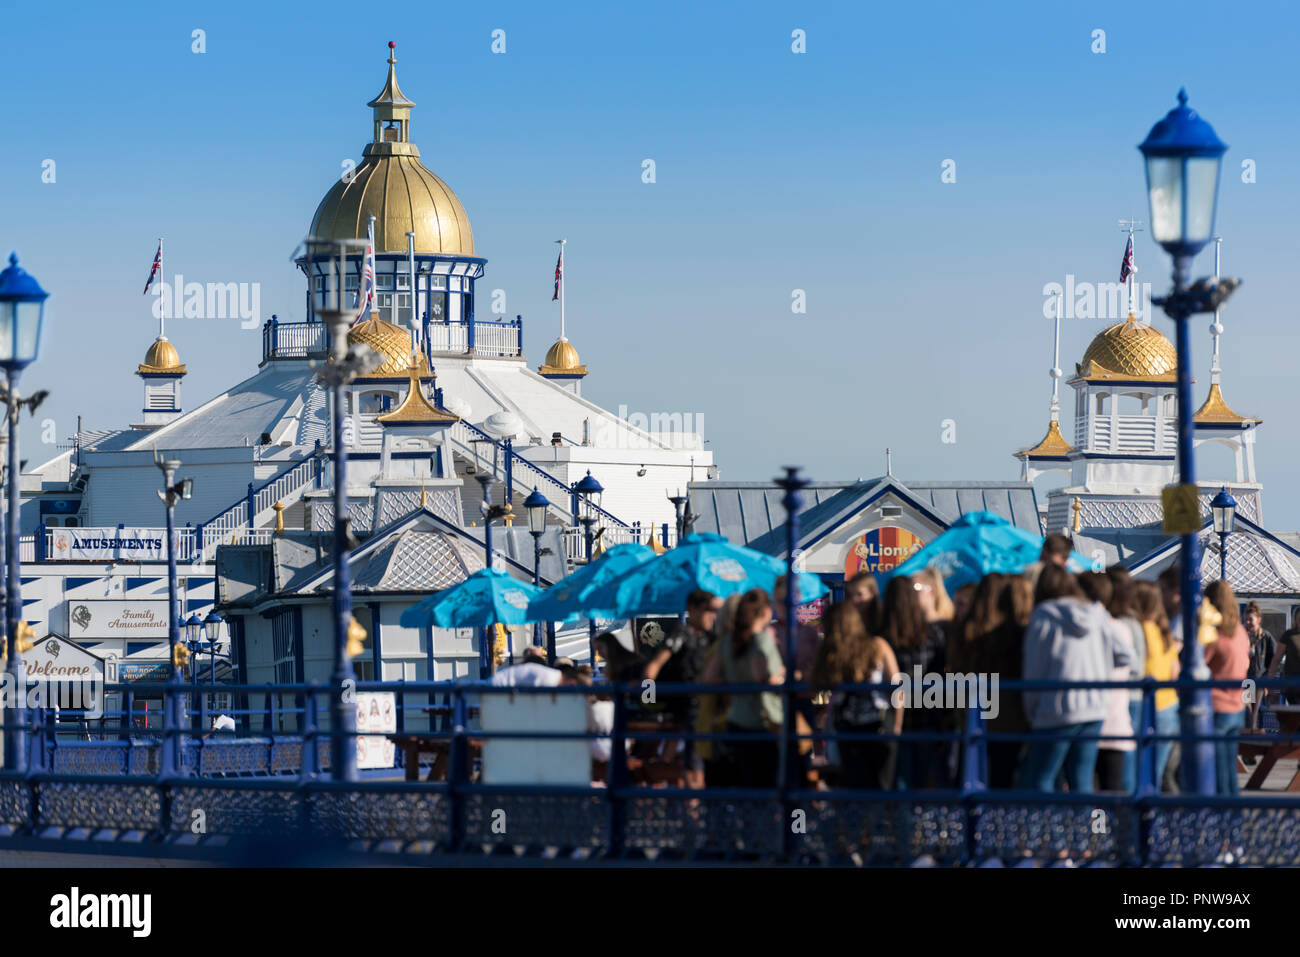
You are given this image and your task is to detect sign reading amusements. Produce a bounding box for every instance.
[67,600,170,640]
[49,528,181,562]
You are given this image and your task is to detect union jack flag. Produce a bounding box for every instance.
[353,221,376,324]
[552,247,563,301]
[1119,234,1136,284]
[142,243,162,294]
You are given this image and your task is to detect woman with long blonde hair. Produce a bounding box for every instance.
[1133,580,1179,787]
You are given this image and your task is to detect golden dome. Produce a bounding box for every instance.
[137,336,186,374]
[347,317,432,379]
[539,337,587,377]
[309,45,473,256]
[1077,316,1177,381]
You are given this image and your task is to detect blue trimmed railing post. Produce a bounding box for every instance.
[246,483,256,531]
[300,687,319,782]
[120,687,134,742]
[27,705,46,773]
[606,683,629,858]
[1135,679,1158,866]
[446,689,469,852]
[774,465,808,861]
[960,706,985,864]
[160,664,186,834]
[466,314,477,355]
[516,314,523,356]
[35,522,45,562]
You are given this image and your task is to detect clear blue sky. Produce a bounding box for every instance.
[4,0,1300,523]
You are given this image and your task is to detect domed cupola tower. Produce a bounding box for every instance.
[1036,313,1184,533]
[133,335,187,430]
[304,42,488,362]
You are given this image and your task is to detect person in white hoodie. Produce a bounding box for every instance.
[1020,565,1131,793]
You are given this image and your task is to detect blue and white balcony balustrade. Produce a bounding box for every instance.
[262,315,523,363]
[262,316,328,362]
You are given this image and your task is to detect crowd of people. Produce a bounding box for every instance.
[490,533,1300,795]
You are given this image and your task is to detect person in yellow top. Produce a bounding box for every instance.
[1134,582,1180,786]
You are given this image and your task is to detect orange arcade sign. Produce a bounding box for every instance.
[843,526,926,579]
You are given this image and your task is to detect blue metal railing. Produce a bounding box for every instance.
[2,673,1298,864]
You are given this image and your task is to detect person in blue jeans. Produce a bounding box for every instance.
[1021,565,1131,793]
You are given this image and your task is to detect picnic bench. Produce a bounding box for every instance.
[1239,704,1300,792]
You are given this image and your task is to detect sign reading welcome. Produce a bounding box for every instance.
[67,600,170,640]
[24,634,105,682]
[843,526,926,578]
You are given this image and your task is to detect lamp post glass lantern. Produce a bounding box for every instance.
[1139,89,1228,259]
[1211,486,1237,582]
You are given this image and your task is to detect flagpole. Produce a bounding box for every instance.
[159,236,165,338]
[557,238,566,340]
[1211,236,1223,385]
[406,231,418,341]
[1119,217,1143,319]
[1050,290,1062,423]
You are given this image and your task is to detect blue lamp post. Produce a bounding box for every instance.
[1210,486,1237,582]
[573,470,604,663]
[0,253,48,772]
[523,486,551,653]
[154,455,193,777]
[1139,90,1234,796]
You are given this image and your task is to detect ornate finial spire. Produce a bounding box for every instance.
[1177,87,1188,108]
[367,41,416,153]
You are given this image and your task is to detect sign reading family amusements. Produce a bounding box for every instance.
[843,526,927,578]
[67,600,170,640]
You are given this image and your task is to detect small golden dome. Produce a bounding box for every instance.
[377,357,459,425]
[137,336,186,375]
[1015,419,1074,460]
[347,317,431,378]
[539,337,587,377]
[1195,383,1261,425]
[1077,316,1177,380]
